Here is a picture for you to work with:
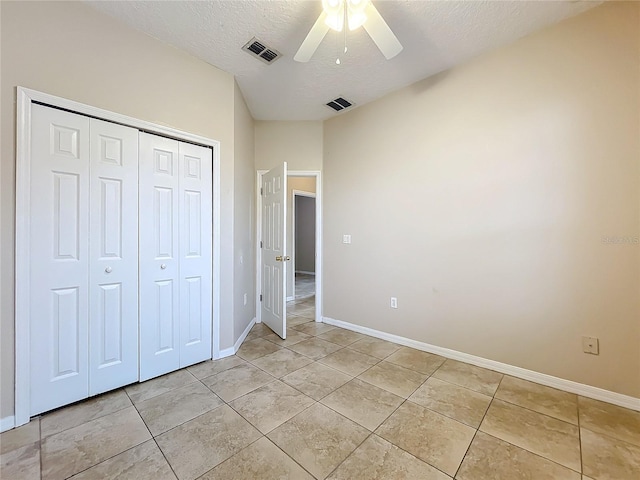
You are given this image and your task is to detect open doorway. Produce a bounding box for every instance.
[256,169,322,338]
[288,186,317,327]
[289,186,316,301]
[292,192,316,301]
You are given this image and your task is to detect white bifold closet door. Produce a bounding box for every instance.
[139,133,212,381]
[88,118,139,395]
[30,105,139,415]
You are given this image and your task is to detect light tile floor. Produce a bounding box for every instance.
[294,273,315,301]
[2,298,639,479]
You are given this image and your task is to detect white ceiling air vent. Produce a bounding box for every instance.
[326,97,354,112]
[242,37,281,64]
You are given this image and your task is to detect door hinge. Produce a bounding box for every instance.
[260,240,263,248]
[260,187,263,196]
[260,294,263,302]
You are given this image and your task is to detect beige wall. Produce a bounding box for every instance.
[255,121,323,171]
[323,2,640,397]
[287,177,316,298]
[0,1,249,420]
[233,83,256,340]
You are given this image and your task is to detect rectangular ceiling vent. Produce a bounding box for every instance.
[242,37,281,64]
[326,97,354,112]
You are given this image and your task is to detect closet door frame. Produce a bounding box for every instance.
[14,87,221,428]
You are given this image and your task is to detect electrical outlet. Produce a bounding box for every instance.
[390,297,398,309]
[582,336,599,355]
[343,234,352,244]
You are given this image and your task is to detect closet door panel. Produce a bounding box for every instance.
[139,133,180,381]
[89,118,139,395]
[179,143,213,367]
[30,104,91,415]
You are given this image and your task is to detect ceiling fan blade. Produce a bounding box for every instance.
[363,3,403,60]
[294,11,330,62]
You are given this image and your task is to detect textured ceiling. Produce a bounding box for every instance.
[87,0,600,121]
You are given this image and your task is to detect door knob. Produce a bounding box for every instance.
[276,256,291,262]
[105,266,112,273]
[160,264,167,269]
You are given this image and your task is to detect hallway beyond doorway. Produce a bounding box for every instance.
[294,273,315,301]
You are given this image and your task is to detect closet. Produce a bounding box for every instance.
[28,104,212,415]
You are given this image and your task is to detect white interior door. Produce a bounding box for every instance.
[261,163,287,338]
[178,142,212,367]
[30,104,90,415]
[88,118,139,395]
[139,133,180,381]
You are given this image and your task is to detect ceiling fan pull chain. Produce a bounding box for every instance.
[343,0,348,54]
[336,27,341,64]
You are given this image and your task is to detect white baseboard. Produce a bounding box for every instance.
[322,316,640,412]
[218,346,235,358]
[217,317,256,358]
[286,296,295,302]
[295,271,316,276]
[1,416,15,433]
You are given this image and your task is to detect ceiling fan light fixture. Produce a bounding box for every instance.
[322,0,345,31]
[322,0,370,31]
[295,0,401,62]
[347,0,369,30]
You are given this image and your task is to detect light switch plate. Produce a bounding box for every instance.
[343,235,352,244]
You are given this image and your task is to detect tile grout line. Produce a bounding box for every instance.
[576,412,584,475]
[369,397,455,479]
[152,436,180,479]
[193,435,266,479]
[146,376,261,479]
[210,361,320,480]
[56,390,164,480]
[125,371,199,407]
[360,359,459,478]
[483,399,585,473]
[340,356,484,478]
[38,395,147,478]
[489,396,581,428]
[578,424,640,448]
[478,430,586,475]
[323,431,376,479]
[271,365,356,403]
[454,373,586,477]
[452,373,504,479]
[124,387,180,480]
[263,432,320,480]
[37,390,134,440]
[134,380,224,439]
[38,416,42,480]
[424,365,586,430]
[577,397,585,475]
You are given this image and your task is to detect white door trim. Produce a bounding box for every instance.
[291,190,316,300]
[256,170,322,324]
[15,87,222,428]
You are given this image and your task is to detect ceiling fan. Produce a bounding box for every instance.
[294,0,403,63]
